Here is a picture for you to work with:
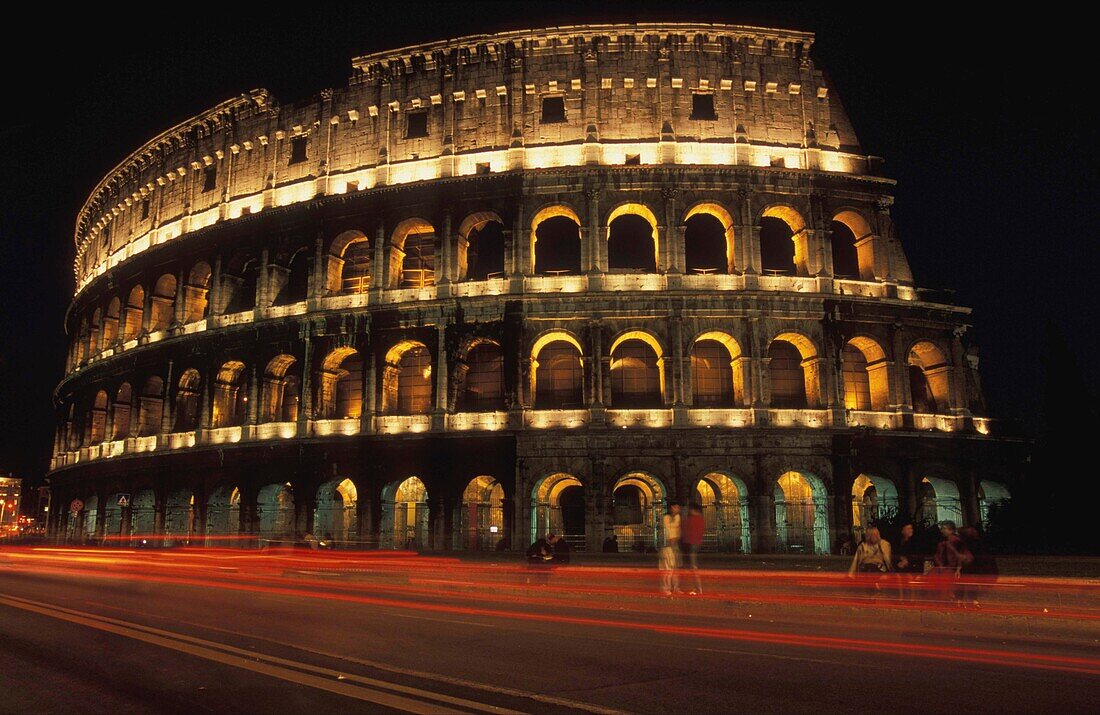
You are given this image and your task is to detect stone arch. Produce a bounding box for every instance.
[260,354,300,423]
[382,477,428,549]
[918,476,964,526]
[690,331,744,406]
[163,488,195,545]
[80,494,99,543]
[458,211,506,281]
[173,369,202,432]
[774,470,830,554]
[122,285,145,341]
[212,361,248,428]
[257,483,295,543]
[531,331,585,409]
[316,347,363,420]
[205,485,241,545]
[851,474,900,540]
[908,341,951,413]
[381,340,432,414]
[455,340,504,412]
[330,230,371,294]
[103,297,121,346]
[112,382,133,440]
[530,472,586,549]
[768,332,822,408]
[843,336,891,411]
[606,203,659,272]
[273,247,311,305]
[224,257,259,313]
[610,472,667,551]
[759,204,810,276]
[459,476,505,550]
[832,209,876,280]
[87,389,109,444]
[149,274,177,332]
[137,376,164,436]
[129,489,157,539]
[684,202,737,274]
[314,477,358,544]
[390,218,436,288]
[531,204,582,275]
[184,261,212,322]
[86,308,102,359]
[608,330,666,407]
[694,472,750,553]
[978,480,1011,527]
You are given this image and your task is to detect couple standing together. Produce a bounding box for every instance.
[659,502,704,596]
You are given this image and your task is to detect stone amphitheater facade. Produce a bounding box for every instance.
[49,23,1025,553]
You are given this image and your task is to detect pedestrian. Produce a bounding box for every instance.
[659,503,682,596]
[892,522,924,600]
[553,535,572,564]
[525,532,558,586]
[602,533,619,553]
[848,526,891,596]
[958,526,998,607]
[680,502,705,595]
[932,521,972,603]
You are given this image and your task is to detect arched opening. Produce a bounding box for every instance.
[532,336,584,409]
[459,476,504,550]
[382,342,432,415]
[917,476,964,526]
[274,249,310,305]
[607,207,657,272]
[88,390,108,444]
[684,206,734,274]
[851,474,900,541]
[314,478,358,544]
[464,217,506,281]
[531,473,585,551]
[225,259,259,313]
[833,210,876,280]
[205,485,241,545]
[163,489,195,546]
[392,219,436,289]
[87,309,102,359]
[611,473,666,551]
[103,297,121,346]
[80,494,99,543]
[533,209,582,275]
[759,206,808,276]
[457,342,504,411]
[609,334,663,408]
[774,471,830,554]
[768,340,808,408]
[122,285,145,341]
[830,220,861,279]
[173,369,202,432]
[102,493,127,538]
[383,477,428,549]
[137,376,164,436]
[257,483,295,543]
[212,361,248,428]
[843,337,890,411]
[184,262,211,322]
[149,274,177,332]
[691,334,742,406]
[909,342,951,414]
[316,348,363,420]
[129,489,156,539]
[695,473,750,553]
[112,383,132,440]
[978,480,1011,528]
[261,355,300,423]
[332,233,371,294]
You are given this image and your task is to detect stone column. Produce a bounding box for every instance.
[299,334,313,436]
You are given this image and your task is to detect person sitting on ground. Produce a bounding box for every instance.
[526,533,558,564]
[848,526,892,578]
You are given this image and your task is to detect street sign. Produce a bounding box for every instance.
[69,499,83,514]
[117,494,130,508]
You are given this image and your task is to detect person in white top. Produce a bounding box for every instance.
[659,503,682,595]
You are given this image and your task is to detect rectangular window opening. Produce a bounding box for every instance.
[406,111,429,139]
[541,95,566,123]
[289,136,308,164]
[140,199,150,220]
[690,93,717,120]
[202,165,217,193]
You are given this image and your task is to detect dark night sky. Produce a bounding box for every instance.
[1,3,1095,489]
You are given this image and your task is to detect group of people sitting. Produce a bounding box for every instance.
[848,520,998,604]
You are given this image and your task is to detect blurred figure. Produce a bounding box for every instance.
[680,502,705,595]
[848,526,891,595]
[602,533,619,553]
[525,533,559,586]
[893,522,924,600]
[319,532,336,550]
[932,521,973,603]
[659,503,682,596]
[958,526,998,606]
[553,535,572,564]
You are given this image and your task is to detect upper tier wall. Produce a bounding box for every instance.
[73,23,868,293]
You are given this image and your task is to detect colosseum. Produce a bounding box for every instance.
[48,23,1025,554]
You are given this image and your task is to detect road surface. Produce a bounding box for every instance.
[1,547,1098,714]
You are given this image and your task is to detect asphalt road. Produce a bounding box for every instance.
[1,551,1098,714]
